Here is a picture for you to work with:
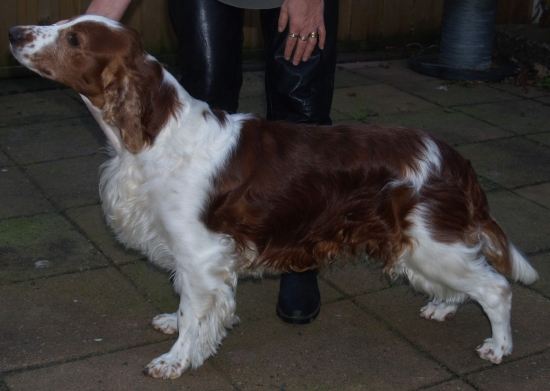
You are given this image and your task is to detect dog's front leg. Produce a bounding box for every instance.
[143,247,238,379]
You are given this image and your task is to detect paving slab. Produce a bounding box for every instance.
[528,252,550,298]
[347,59,440,85]
[212,300,451,390]
[355,285,550,375]
[0,76,65,96]
[67,205,142,266]
[120,261,179,314]
[240,71,265,99]
[0,116,105,165]
[4,341,234,391]
[332,84,437,120]
[0,166,54,219]
[0,90,89,128]
[423,379,476,391]
[321,258,391,296]
[25,154,108,210]
[487,190,550,254]
[396,80,519,107]
[456,137,550,189]
[534,95,550,105]
[334,67,377,88]
[237,95,266,117]
[0,268,169,372]
[331,118,366,126]
[466,351,550,391]
[514,182,550,209]
[0,151,12,167]
[0,213,108,284]
[329,107,360,123]
[488,82,550,99]
[455,100,550,135]
[526,131,550,147]
[365,108,512,146]
[477,176,505,193]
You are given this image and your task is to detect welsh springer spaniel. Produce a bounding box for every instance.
[9,15,538,379]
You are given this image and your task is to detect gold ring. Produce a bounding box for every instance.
[288,33,299,38]
[308,32,318,39]
[299,35,308,41]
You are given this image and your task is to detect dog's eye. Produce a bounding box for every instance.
[69,33,79,47]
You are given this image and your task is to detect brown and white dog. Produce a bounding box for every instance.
[9,15,538,379]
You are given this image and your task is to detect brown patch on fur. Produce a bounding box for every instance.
[203,119,515,277]
[203,120,436,273]
[203,109,228,127]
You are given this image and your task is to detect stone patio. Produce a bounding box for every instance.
[1,59,549,390]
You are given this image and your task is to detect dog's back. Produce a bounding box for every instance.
[205,118,536,283]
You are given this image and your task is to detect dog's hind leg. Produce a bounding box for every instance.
[403,213,513,364]
[470,275,512,363]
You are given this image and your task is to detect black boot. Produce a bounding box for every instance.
[276,269,321,324]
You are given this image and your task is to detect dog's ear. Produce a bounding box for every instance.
[101,54,181,154]
[101,63,145,154]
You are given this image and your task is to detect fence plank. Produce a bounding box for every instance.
[1,0,18,68]
[17,0,34,25]
[413,0,444,39]
[59,0,80,20]
[121,0,143,33]
[0,0,537,70]
[247,9,264,49]
[36,0,59,24]
[382,0,414,40]
[141,0,162,51]
[351,0,382,43]
[497,0,534,24]
[338,0,353,41]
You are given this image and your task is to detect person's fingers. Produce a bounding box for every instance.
[301,34,317,62]
[278,7,290,32]
[317,24,326,50]
[292,35,309,65]
[284,31,299,61]
[56,19,69,25]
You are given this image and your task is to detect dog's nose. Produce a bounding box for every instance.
[8,27,24,44]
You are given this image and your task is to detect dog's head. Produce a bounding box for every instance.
[9,15,180,153]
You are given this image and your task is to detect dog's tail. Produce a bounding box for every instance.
[481,218,538,285]
[458,153,539,285]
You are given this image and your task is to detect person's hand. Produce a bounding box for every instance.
[278,0,326,66]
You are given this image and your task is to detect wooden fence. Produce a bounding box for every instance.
[1,0,534,76]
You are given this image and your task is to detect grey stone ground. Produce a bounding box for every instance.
[1,59,549,390]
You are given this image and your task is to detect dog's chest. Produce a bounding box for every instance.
[98,152,217,264]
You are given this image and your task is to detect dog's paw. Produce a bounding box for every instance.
[476,338,512,364]
[420,301,458,321]
[151,313,177,334]
[143,352,189,379]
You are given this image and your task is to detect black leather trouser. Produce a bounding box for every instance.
[167,0,339,125]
